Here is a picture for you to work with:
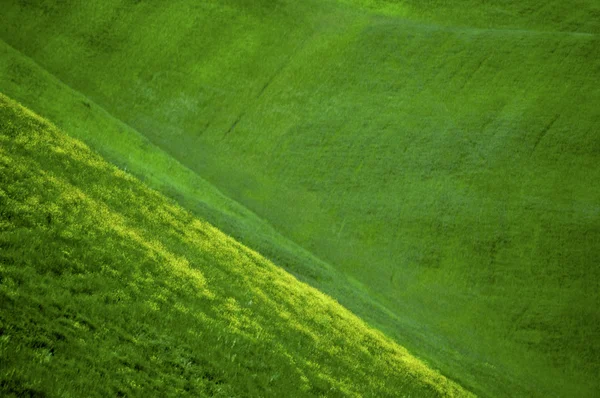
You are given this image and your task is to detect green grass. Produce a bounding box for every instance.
[1,0,599,396]
[336,0,600,33]
[0,36,420,392]
[0,94,471,397]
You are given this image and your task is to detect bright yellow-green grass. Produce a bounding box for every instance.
[1,0,599,396]
[0,94,472,397]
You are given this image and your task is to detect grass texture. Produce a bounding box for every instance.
[0,94,471,397]
[1,0,599,396]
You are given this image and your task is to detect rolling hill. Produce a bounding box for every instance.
[0,94,470,397]
[1,0,599,396]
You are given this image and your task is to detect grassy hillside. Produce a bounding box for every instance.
[0,37,433,395]
[1,0,599,396]
[0,94,471,397]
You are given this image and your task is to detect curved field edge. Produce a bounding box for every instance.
[0,94,472,397]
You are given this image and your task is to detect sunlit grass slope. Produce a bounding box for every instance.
[1,0,599,396]
[0,94,472,397]
[0,38,416,392]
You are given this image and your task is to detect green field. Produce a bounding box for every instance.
[1,94,471,396]
[1,0,599,396]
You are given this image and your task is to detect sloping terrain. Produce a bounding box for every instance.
[0,94,470,397]
[1,0,599,396]
[0,36,424,393]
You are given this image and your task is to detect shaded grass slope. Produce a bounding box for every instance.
[1,0,599,396]
[0,94,471,397]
